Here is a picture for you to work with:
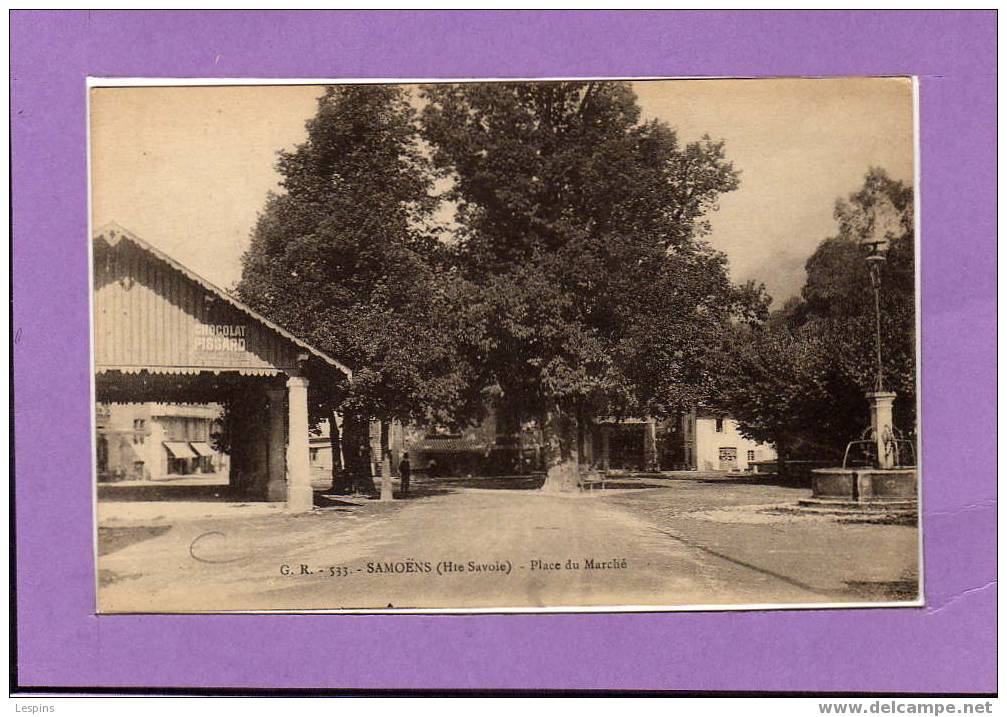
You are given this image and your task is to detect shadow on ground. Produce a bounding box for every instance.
[323,475,549,497]
[319,474,682,500]
[98,524,172,555]
[692,475,809,489]
[598,470,805,489]
[97,483,240,502]
[844,578,919,601]
[423,474,546,491]
[587,481,667,491]
[313,494,373,508]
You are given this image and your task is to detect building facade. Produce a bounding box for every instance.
[583,412,776,473]
[683,411,776,471]
[95,402,226,481]
[93,224,352,512]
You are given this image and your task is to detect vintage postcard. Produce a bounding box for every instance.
[90,77,920,613]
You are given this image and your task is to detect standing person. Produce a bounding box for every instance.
[398,453,412,495]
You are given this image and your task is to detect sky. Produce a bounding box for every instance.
[90,78,914,304]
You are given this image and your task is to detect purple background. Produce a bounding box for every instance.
[11,11,996,692]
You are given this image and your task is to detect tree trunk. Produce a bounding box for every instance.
[379,420,394,501]
[576,403,596,467]
[775,438,789,482]
[328,410,349,493]
[540,406,580,493]
[339,410,360,489]
[514,405,525,475]
[341,410,375,495]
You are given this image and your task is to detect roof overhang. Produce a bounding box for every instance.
[94,223,353,380]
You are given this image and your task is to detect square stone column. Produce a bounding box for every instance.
[379,452,394,502]
[600,427,610,471]
[867,390,897,469]
[265,388,287,502]
[285,374,313,512]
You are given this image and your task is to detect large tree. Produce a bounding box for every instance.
[420,81,750,490]
[716,168,917,461]
[236,85,478,492]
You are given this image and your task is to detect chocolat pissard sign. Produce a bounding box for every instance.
[193,324,249,354]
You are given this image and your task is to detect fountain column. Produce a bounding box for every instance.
[868,390,898,469]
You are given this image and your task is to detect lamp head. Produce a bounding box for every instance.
[865,252,885,287]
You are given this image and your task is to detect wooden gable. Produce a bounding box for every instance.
[92,225,350,378]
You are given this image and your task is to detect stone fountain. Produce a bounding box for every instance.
[800,202,918,513]
[801,390,917,512]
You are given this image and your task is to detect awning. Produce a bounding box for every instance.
[414,439,488,453]
[164,441,198,459]
[189,442,215,457]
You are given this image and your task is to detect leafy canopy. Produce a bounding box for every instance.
[236,85,478,426]
[716,167,916,458]
[420,81,754,423]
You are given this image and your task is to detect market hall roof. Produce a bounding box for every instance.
[92,223,352,379]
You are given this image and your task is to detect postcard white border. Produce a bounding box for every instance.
[87,74,925,616]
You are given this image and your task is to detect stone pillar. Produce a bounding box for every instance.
[266,388,287,502]
[380,454,394,501]
[335,413,347,470]
[643,418,658,472]
[600,427,611,471]
[285,375,313,512]
[867,390,897,469]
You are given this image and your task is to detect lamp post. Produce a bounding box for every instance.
[865,244,886,393]
[863,239,896,469]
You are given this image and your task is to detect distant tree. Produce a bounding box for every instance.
[716,168,917,460]
[420,81,749,489]
[716,323,865,462]
[236,85,479,492]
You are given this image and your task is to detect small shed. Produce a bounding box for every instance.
[92,223,352,511]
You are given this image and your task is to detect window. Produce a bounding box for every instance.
[747,450,755,462]
[715,418,724,433]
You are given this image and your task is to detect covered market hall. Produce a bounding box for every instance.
[92,224,352,512]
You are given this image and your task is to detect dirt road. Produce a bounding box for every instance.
[97,478,919,612]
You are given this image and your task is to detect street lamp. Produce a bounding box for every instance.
[864,242,886,393]
[860,202,897,469]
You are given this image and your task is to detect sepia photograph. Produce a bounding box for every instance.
[90,77,920,613]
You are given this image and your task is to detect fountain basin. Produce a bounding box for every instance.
[808,467,917,503]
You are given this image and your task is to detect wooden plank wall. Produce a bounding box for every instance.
[93,240,298,373]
